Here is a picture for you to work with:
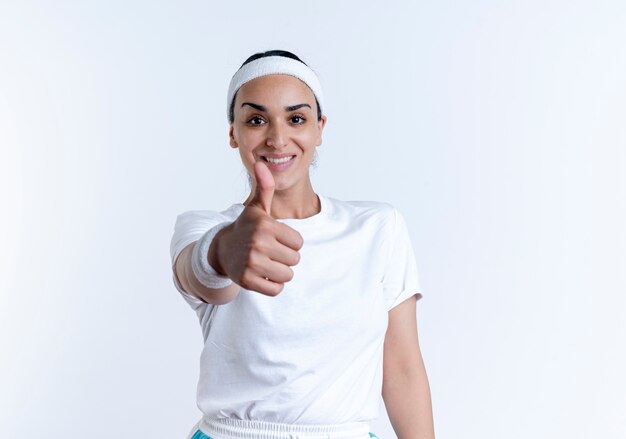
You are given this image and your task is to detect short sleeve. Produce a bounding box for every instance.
[383,208,423,311]
[169,210,226,310]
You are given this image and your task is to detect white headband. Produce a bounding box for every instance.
[226,55,324,122]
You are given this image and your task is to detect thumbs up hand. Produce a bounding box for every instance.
[215,160,304,296]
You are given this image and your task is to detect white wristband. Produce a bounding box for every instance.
[191,221,234,289]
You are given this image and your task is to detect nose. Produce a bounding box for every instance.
[266,121,288,149]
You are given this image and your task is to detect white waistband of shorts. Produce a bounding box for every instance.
[199,417,372,439]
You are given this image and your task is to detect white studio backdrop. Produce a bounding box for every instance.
[1,1,625,438]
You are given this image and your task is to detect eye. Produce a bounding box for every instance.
[291,114,306,124]
[247,116,265,126]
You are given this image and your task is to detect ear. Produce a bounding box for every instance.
[315,115,327,146]
[229,124,238,148]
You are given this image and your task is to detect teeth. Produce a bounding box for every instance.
[264,156,294,164]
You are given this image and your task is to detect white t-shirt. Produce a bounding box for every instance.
[169,193,423,424]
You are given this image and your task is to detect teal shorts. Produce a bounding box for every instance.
[191,430,380,439]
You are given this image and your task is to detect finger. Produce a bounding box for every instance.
[248,276,285,297]
[274,223,304,251]
[248,160,275,218]
[255,257,295,284]
[263,239,301,267]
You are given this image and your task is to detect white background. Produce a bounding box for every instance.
[1,1,625,438]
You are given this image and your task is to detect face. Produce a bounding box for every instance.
[229,74,327,193]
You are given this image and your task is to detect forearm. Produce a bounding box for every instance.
[382,361,435,439]
[175,226,240,304]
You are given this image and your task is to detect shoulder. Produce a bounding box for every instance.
[174,203,244,225]
[170,204,243,261]
[324,194,396,221]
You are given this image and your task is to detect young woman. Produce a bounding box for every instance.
[170,49,435,439]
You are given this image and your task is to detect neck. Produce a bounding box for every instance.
[243,186,320,220]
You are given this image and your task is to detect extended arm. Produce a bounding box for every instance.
[382,294,435,439]
[173,224,240,305]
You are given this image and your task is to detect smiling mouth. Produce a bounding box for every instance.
[262,155,296,164]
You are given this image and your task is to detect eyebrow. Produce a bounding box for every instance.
[241,102,311,112]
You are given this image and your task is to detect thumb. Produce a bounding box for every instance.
[249,159,275,218]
